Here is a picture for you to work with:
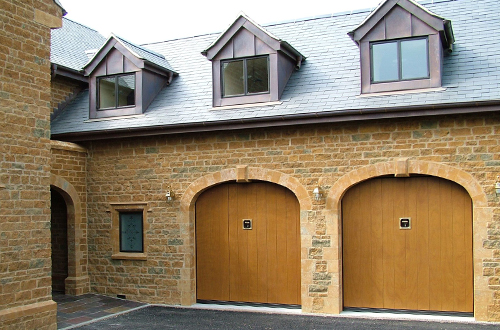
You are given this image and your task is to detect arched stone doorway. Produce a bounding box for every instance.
[325,160,491,320]
[178,166,312,308]
[50,174,89,295]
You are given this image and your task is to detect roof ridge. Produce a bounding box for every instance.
[142,6,378,46]
[62,17,101,34]
[113,34,166,60]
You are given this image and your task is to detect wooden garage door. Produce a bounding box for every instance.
[342,176,473,313]
[196,182,300,305]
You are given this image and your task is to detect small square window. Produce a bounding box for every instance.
[119,212,143,253]
[222,56,269,97]
[110,203,148,260]
[371,38,429,83]
[98,73,135,109]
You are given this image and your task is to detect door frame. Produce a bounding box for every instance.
[179,167,312,308]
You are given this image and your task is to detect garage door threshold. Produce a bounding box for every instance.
[341,308,475,323]
[186,303,477,323]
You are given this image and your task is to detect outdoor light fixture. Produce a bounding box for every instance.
[495,176,500,197]
[313,187,323,201]
[166,186,174,201]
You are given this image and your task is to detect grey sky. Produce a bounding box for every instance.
[59,0,383,44]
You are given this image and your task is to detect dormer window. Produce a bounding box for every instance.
[222,56,269,97]
[371,37,429,83]
[97,73,135,109]
[348,0,454,94]
[202,14,304,107]
[84,35,176,119]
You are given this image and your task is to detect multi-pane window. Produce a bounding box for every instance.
[98,73,135,109]
[371,38,429,83]
[119,211,143,253]
[222,56,269,97]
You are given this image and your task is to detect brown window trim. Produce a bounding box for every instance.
[97,73,136,110]
[370,37,430,84]
[221,55,270,98]
[109,202,149,260]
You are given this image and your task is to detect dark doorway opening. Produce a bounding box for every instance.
[51,188,68,293]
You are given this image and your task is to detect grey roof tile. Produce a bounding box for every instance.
[50,18,106,71]
[51,0,500,136]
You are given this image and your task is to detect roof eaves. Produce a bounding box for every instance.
[51,100,500,143]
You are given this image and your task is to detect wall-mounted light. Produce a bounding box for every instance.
[166,186,174,201]
[495,176,500,197]
[313,187,323,201]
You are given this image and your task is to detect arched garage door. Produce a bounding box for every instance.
[342,176,473,313]
[196,182,300,305]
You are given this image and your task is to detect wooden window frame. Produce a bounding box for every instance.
[370,37,429,84]
[110,202,148,260]
[221,56,270,98]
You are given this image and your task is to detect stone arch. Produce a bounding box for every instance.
[324,160,491,319]
[50,174,89,295]
[178,167,312,306]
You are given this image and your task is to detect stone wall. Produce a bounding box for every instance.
[50,141,89,295]
[0,0,63,329]
[60,112,500,321]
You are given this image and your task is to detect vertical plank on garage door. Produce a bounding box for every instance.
[370,179,384,308]
[382,178,396,309]
[285,186,301,304]
[275,184,288,304]
[228,183,242,302]
[235,184,251,302]
[266,183,278,303]
[428,177,442,311]
[451,182,473,312]
[393,179,407,310]
[440,179,455,312]
[196,184,229,301]
[246,183,259,303]
[404,178,419,310]
[416,178,430,311]
[256,183,269,303]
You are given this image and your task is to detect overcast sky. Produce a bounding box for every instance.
[59,0,383,45]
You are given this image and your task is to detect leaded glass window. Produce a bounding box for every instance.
[119,211,143,253]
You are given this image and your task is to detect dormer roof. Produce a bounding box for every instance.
[348,0,454,51]
[202,13,304,66]
[83,34,177,76]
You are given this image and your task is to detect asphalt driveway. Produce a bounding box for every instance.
[74,306,498,330]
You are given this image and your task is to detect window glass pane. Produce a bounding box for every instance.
[372,42,398,82]
[247,57,269,94]
[222,60,244,96]
[117,74,135,107]
[119,212,143,252]
[98,77,116,109]
[401,39,428,80]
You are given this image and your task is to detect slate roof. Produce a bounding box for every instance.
[51,0,500,139]
[105,35,176,73]
[51,18,106,72]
